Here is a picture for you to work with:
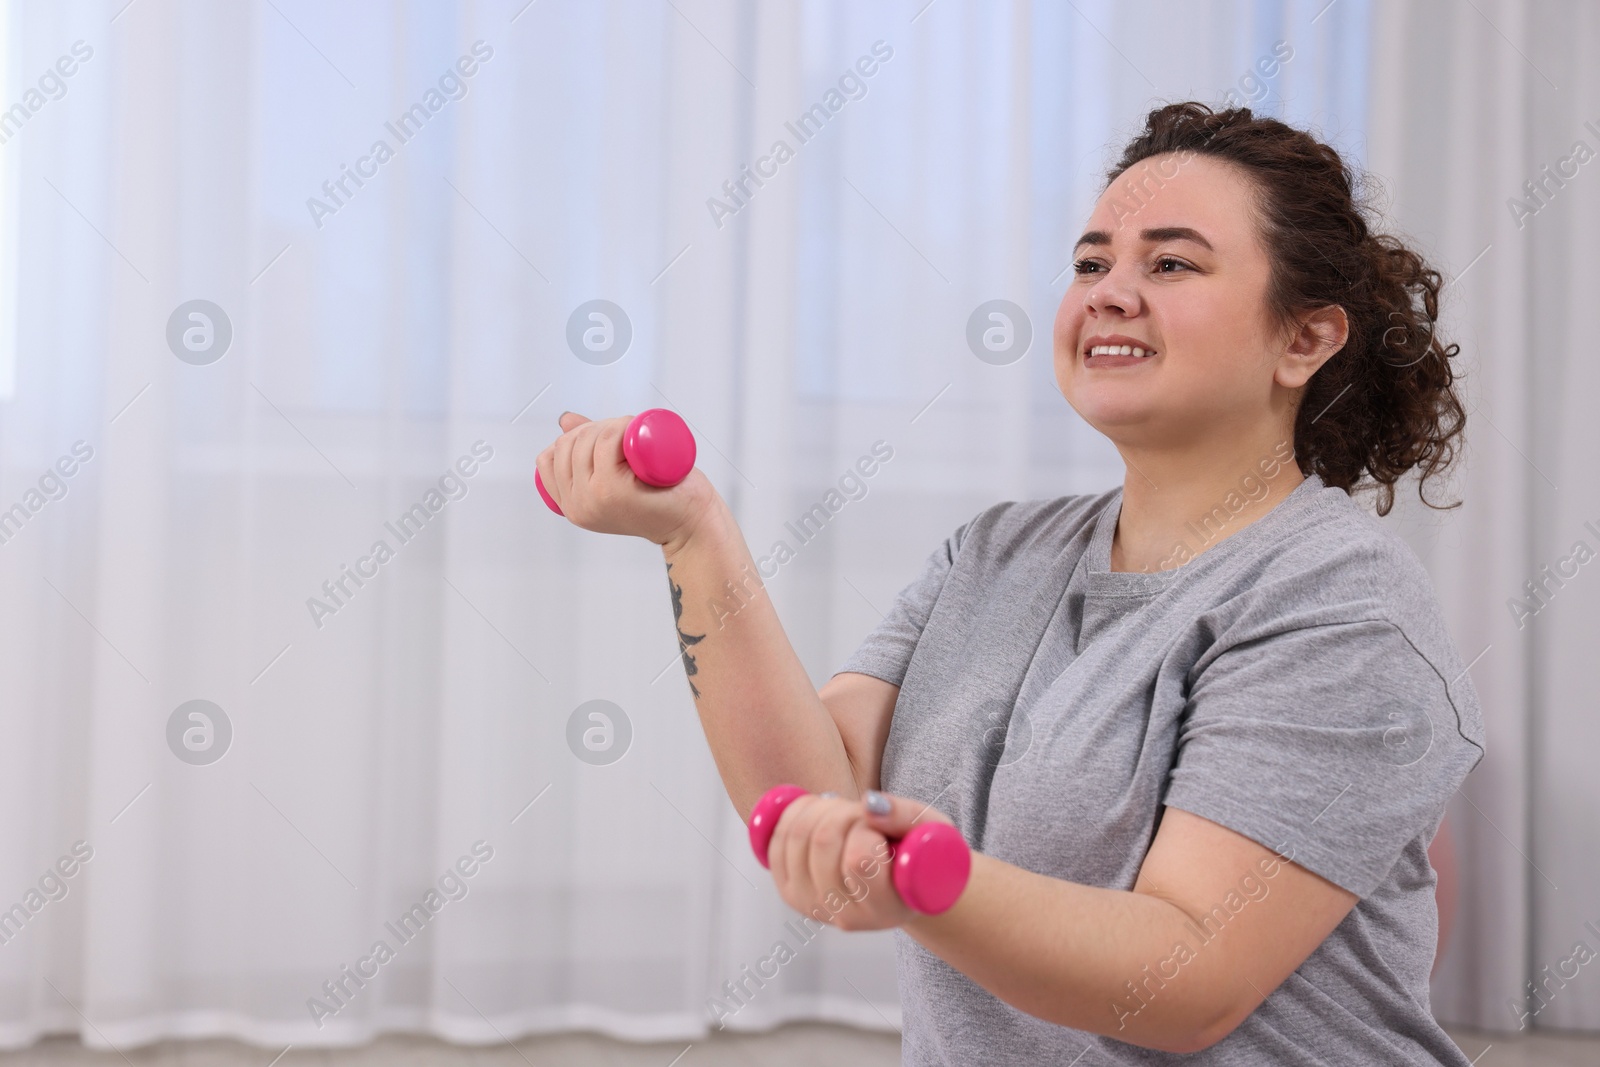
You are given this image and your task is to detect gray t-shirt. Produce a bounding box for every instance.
[838,473,1485,1066]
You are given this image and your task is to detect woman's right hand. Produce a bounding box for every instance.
[535,411,720,550]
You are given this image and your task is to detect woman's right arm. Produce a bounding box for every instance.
[661,493,898,818]
[536,410,898,819]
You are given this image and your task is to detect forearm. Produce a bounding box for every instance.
[661,496,855,818]
[902,855,1245,1053]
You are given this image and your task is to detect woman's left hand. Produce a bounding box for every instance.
[766,790,953,931]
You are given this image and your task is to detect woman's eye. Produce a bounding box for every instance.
[1074,256,1193,277]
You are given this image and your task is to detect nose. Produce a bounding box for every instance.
[1083,262,1144,319]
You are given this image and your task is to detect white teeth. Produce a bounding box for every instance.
[1088,344,1154,358]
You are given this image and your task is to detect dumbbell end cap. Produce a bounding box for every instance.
[747,784,808,869]
[624,408,697,487]
[893,822,971,915]
[535,469,564,515]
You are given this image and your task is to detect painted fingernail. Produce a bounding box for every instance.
[864,791,891,816]
[819,791,839,799]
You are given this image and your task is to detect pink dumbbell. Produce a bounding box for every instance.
[536,408,697,516]
[747,784,972,916]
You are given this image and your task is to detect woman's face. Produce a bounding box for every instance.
[1054,153,1288,450]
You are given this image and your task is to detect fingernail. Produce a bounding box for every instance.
[818,791,839,800]
[559,410,571,420]
[864,791,891,816]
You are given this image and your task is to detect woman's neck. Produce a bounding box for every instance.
[1110,433,1304,573]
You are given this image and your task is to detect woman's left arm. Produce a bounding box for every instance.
[767,793,1357,1055]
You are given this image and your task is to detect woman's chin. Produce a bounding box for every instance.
[1063,392,1164,435]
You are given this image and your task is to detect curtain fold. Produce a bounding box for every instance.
[0,0,1590,1049]
[1368,0,1600,1035]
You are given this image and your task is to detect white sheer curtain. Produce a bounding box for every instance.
[1370,0,1600,1034]
[0,0,1589,1051]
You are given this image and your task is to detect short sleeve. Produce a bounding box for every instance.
[835,520,969,688]
[1162,618,1482,898]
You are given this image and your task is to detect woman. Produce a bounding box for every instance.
[537,103,1484,1064]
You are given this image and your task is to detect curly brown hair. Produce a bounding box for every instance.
[1106,102,1466,516]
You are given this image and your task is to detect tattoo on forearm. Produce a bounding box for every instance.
[666,562,706,699]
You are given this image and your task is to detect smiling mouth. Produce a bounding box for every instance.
[1083,342,1158,366]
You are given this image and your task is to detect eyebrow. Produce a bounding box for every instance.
[1073,226,1215,252]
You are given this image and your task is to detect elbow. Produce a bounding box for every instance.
[1137,1029,1227,1057]
[1178,1029,1232,1055]
[1175,1001,1251,1054]
[1120,992,1247,1054]
[1083,1001,1241,1055]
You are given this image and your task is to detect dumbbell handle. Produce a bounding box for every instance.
[746,784,972,916]
[536,408,697,516]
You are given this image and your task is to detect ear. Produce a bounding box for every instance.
[1275,305,1348,389]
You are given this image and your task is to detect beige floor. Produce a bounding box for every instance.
[1447,1027,1600,1067]
[1,1024,1597,1065]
